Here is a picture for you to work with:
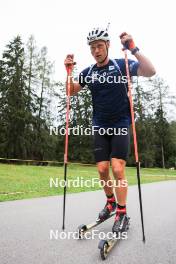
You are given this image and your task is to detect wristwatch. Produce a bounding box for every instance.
[131,47,139,55]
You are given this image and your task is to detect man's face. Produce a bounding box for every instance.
[90,40,109,63]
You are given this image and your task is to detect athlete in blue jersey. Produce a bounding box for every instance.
[64,28,156,234]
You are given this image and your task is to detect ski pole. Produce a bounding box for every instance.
[62,64,72,230]
[123,48,146,243]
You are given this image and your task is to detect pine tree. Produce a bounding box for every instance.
[0,36,29,158]
[32,46,55,160]
[56,69,94,163]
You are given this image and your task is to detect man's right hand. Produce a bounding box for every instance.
[64,54,81,96]
[64,54,75,71]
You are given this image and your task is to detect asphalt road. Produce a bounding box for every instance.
[0,181,176,264]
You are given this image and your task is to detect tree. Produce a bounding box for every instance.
[0,36,29,158]
[152,76,171,168]
[31,46,56,160]
[56,68,94,163]
[132,75,176,168]
[130,77,156,167]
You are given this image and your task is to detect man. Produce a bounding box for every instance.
[64,27,156,233]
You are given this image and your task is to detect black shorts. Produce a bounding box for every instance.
[93,127,130,163]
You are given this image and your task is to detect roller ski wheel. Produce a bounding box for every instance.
[98,216,130,260]
[98,238,118,260]
[77,224,87,239]
[98,240,109,260]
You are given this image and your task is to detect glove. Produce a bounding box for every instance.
[119,32,136,50]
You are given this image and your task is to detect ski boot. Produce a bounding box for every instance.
[112,208,130,235]
[98,196,116,221]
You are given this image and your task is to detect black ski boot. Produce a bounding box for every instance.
[98,196,116,221]
[112,208,130,234]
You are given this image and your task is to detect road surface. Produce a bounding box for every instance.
[0,181,176,264]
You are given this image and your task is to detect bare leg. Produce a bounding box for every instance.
[111,158,128,206]
[97,161,113,196]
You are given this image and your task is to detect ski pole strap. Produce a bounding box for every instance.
[87,64,95,75]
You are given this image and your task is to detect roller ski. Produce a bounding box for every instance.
[98,208,130,260]
[77,196,116,239]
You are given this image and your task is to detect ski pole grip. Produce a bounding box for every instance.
[120,32,129,50]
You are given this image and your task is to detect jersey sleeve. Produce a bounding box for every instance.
[116,58,139,77]
[78,67,90,88]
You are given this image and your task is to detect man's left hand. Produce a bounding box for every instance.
[119,32,136,50]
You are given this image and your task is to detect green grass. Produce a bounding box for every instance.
[0,163,176,202]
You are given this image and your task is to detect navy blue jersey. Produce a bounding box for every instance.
[79,58,139,128]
